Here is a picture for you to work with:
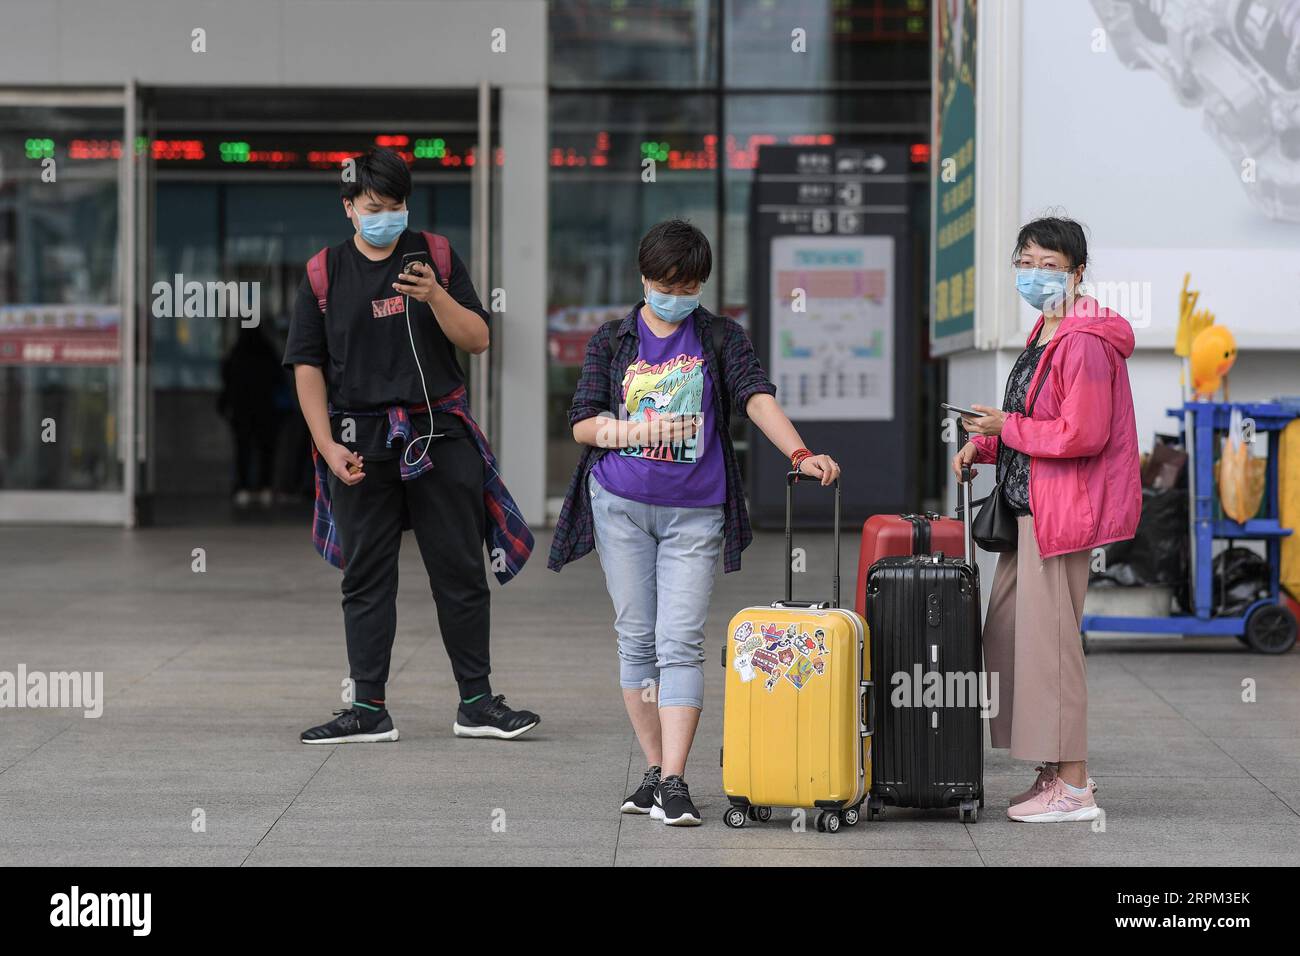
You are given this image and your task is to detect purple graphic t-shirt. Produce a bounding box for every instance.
[592,311,725,508]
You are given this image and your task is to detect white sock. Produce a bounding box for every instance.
[1060,779,1089,796]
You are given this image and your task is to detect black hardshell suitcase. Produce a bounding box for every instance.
[863,471,984,822]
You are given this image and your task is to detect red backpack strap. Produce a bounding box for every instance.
[306,247,329,313]
[421,231,452,290]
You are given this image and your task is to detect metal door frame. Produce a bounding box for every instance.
[0,85,137,525]
[472,80,494,439]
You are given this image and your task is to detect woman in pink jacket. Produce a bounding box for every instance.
[953,217,1141,824]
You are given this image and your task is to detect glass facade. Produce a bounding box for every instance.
[0,105,124,492]
[138,89,481,505]
[549,1,719,88]
[545,0,932,501]
[0,86,493,515]
[725,0,929,87]
[0,1,933,518]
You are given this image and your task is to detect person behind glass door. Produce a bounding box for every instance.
[218,324,282,508]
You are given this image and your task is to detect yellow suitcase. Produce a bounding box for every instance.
[721,475,873,834]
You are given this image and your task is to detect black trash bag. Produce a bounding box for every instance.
[1212,547,1269,616]
[1091,485,1189,602]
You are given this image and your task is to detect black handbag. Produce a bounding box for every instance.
[971,477,1018,553]
[970,354,1052,552]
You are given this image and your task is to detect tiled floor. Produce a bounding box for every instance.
[1,523,1296,866]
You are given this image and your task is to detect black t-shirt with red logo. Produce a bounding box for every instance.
[283,229,488,458]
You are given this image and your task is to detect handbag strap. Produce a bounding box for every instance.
[1026,353,1053,417]
[995,342,1053,478]
[970,344,1053,521]
[955,492,992,516]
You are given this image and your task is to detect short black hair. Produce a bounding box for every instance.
[638,219,712,286]
[341,147,412,203]
[1013,216,1088,271]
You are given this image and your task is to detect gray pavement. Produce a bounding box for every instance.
[1,522,1298,866]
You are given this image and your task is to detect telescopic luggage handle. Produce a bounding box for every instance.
[781,470,841,609]
[957,422,975,568]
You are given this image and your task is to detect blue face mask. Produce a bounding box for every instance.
[644,284,700,324]
[355,208,408,247]
[1015,268,1072,311]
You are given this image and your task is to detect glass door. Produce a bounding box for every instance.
[0,89,136,523]
[136,87,489,519]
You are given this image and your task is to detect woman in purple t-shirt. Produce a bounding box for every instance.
[567,220,841,827]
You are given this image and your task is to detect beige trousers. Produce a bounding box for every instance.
[983,515,1092,762]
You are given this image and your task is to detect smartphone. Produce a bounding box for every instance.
[940,401,984,418]
[399,251,431,284]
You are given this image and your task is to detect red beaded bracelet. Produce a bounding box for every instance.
[791,447,813,470]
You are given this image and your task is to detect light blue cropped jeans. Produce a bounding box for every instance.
[589,473,724,710]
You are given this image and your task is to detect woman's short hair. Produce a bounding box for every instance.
[1013,217,1088,271]
[638,219,713,287]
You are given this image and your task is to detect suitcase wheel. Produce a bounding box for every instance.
[816,810,843,833]
[866,796,885,820]
[958,799,979,824]
[724,807,748,829]
[842,806,860,827]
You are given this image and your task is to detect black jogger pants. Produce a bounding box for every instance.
[327,427,491,703]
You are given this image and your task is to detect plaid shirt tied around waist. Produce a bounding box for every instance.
[311,384,533,584]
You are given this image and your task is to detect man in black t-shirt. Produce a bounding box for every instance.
[284,147,539,744]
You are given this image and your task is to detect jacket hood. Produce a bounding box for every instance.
[1028,295,1135,359]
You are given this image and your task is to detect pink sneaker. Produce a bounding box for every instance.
[1008,777,1102,823]
[1009,765,1099,805]
[1009,765,1057,806]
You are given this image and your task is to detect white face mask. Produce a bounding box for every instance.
[644,282,700,323]
[354,208,408,247]
[1015,267,1071,311]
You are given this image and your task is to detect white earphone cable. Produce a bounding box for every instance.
[403,290,442,467]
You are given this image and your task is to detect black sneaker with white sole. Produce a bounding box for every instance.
[621,766,662,814]
[452,694,539,740]
[300,707,399,744]
[651,775,702,826]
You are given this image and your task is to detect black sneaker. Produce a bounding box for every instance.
[452,694,539,740]
[621,766,662,814]
[300,707,399,744]
[651,775,702,826]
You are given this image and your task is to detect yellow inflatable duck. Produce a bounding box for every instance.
[1190,325,1237,399]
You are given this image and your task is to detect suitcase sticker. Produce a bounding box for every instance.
[731,620,829,692]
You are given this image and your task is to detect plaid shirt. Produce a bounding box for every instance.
[312,384,533,584]
[547,305,776,575]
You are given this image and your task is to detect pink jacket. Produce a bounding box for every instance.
[971,296,1142,559]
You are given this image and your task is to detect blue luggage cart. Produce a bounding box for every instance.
[1081,400,1298,654]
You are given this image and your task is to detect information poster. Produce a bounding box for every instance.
[747,142,913,527]
[769,235,894,421]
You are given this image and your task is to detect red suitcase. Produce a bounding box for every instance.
[854,513,966,616]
